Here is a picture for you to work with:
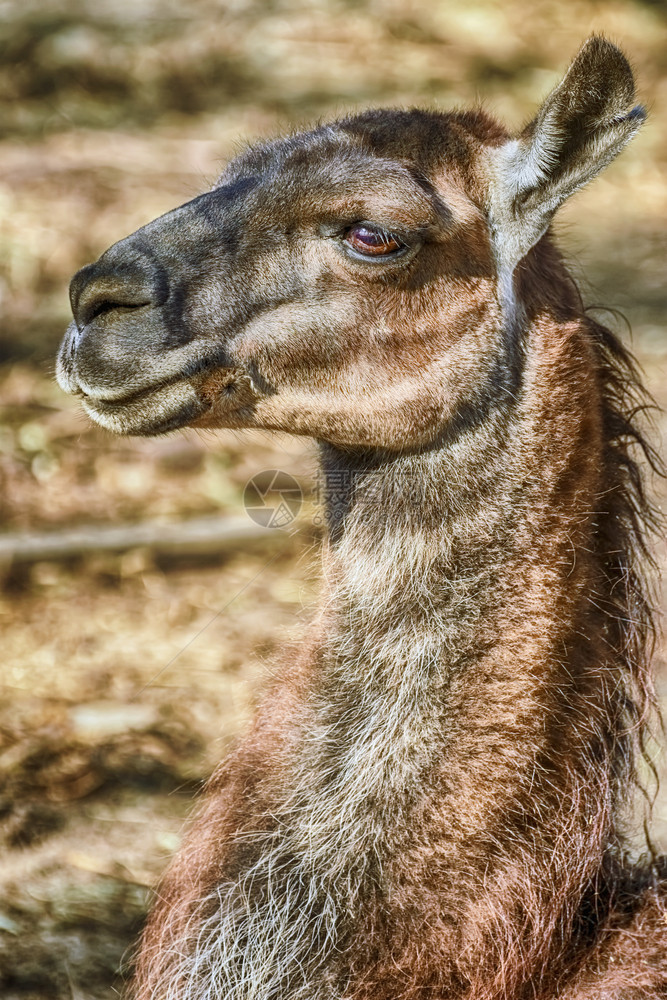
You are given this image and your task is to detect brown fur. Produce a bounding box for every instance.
[56,37,666,1000]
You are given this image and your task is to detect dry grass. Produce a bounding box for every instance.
[1,1,666,996]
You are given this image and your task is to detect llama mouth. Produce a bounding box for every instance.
[80,376,211,436]
[79,367,254,436]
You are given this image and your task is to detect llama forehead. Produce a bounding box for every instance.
[339,107,509,167]
[217,144,439,232]
[215,110,502,232]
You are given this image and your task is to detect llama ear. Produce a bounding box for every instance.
[489,36,645,269]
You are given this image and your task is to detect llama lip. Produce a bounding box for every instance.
[79,367,254,435]
[80,376,210,435]
[79,373,186,409]
[70,360,256,436]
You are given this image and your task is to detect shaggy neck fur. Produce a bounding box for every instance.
[307,322,629,998]
[133,295,660,1000]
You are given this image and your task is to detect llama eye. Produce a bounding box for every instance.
[343,225,404,257]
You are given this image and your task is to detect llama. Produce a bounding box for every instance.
[57,36,667,1000]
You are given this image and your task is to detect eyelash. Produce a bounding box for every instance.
[341,223,407,260]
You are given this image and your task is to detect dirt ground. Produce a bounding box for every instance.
[1,1,666,996]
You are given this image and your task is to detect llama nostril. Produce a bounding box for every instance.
[69,258,160,331]
[87,298,135,323]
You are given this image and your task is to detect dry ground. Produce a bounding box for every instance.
[1,1,666,996]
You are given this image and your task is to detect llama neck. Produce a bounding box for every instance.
[314,414,602,831]
[299,316,624,989]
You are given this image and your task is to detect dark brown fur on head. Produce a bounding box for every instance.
[57,36,666,1000]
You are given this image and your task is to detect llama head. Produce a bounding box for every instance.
[57,36,644,449]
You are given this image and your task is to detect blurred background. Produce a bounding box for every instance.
[1,1,666,996]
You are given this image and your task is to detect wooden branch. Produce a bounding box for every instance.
[0,515,304,566]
